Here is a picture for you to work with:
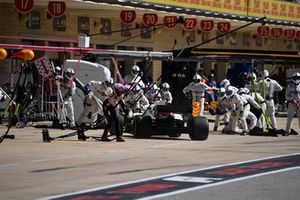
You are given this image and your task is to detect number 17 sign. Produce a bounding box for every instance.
[14,0,34,14]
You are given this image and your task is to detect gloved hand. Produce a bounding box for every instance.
[239,110,244,118]
[231,111,237,117]
[84,83,92,93]
[63,95,70,101]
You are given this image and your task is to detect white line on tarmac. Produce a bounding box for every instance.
[39,152,300,200]
[140,166,300,200]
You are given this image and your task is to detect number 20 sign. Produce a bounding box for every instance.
[143,13,158,26]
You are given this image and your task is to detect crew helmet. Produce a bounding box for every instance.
[193,74,202,83]
[244,88,250,94]
[238,88,246,95]
[132,85,141,94]
[262,70,269,79]
[293,72,300,84]
[65,68,74,79]
[150,84,159,93]
[131,65,140,76]
[104,77,114,87]
[220,79,230,88]
[161,82,170,93]
[226,86,235,97]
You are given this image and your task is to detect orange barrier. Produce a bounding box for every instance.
[210,101,217,110]
[192,101,200,117]
[12,49,34,60]
[0,48,7,60]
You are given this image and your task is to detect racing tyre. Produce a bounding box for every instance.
[189,116,209,141]
[134,115,152,138]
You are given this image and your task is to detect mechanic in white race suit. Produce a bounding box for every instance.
[160,82,173,105]
[125,84,149,114]
[124,65,145,89]
[285,72,300,135]
[225,86,252,135]
[238,88,260,133]
[256,70,283,130]
[244,87,266,129]
[76,78,113,126]
[219,79,238,128]
[59,68,76,128]
[145,83,160,104]
[183,74,210,116]
[213,87,229,131]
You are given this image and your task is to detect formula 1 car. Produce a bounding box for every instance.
[131,104,209,140]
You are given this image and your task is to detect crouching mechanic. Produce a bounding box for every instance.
[285,72,300,136]
[125,85,149,114]
[160,82,173,105]
[183,74,210,116]
[225,86,256,135]
[76,79,113,127]
[238,88,260,133]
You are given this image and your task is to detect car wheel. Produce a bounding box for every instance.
[134,115,152,138]
[189,116,209,141]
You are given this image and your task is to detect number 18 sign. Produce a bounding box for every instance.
[48,1,66,17]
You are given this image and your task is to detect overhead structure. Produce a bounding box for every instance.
[85,0,300,28]
[0,44,173,60]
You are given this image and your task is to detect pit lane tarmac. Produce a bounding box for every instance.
[40,153,300,200]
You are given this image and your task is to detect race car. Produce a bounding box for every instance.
[131,104,209,140]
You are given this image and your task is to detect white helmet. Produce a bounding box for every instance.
[218,87,226,98]
[220,79,230,88]
[193,74,202,83]
[238,88,246,95]
[226,86,235,97]
[262,70,269,79]
[161,82,170,90]
[65,68,74,78]
[55,66,62,73]
[293,72,300,84]
[104,77,114,87]
[132,65,140,75]
[132,85,141,94]
[244,87,250,94]
[150,84,159,93]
